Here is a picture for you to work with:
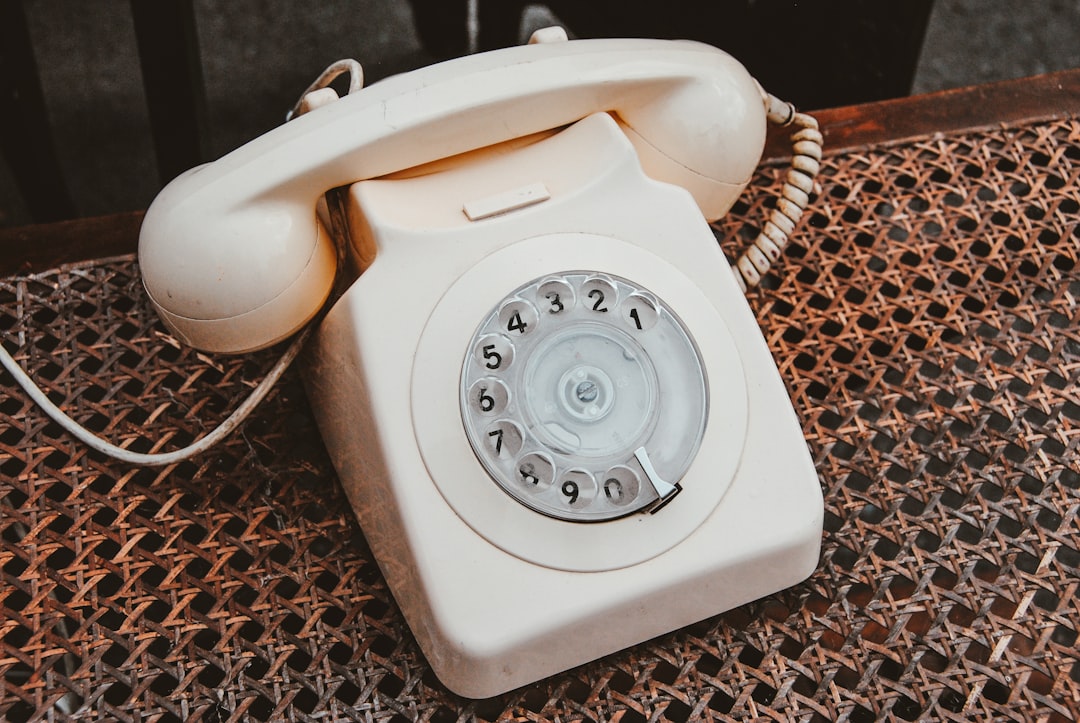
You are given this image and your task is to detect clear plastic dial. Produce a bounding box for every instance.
[461,272,708,522]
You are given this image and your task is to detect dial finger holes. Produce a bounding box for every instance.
[602,465,642,507]
[581,275,617,314]
[558,469,596,508]
[486,420,523,460]
[469,378,509,416]
[516,452,554,491]
[498,298,538,336]
[474,334,514,371]
[536,277,574,316]
[622,292,659,331]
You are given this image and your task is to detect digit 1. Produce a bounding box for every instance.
[629,308,642,330]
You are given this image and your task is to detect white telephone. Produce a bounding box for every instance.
[135,32,825,697]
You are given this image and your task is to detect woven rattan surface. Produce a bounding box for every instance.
[2,114,1079,721]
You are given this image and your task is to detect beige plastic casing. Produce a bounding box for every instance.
[137,37,767,353]
[303,113,822,697]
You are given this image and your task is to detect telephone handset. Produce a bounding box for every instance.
[139,36,781,353]
[133,33,824,698]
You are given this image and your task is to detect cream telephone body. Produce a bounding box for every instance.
[138,35,823,697]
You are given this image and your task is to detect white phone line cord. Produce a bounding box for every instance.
[0,61,362,468]
[0,61,817,467]
[0,326,311,466]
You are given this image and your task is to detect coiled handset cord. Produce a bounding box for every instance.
[732,94,823,292]
[0,62,818,466]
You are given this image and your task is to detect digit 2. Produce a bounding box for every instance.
[588,289,608,312]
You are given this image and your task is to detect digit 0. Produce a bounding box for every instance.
[604,478,624,501]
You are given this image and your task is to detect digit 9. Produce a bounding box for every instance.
[558,469,596,508]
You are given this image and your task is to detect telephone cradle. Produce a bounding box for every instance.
[136,32,825,698]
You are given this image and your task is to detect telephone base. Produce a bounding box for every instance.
[302,112,822,697]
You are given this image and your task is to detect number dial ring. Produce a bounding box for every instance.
[462,272,703,521]
[412,233,747,572]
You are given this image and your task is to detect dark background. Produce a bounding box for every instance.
[1,0,1078,228]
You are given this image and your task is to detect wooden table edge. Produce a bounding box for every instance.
[764,67,1080,161]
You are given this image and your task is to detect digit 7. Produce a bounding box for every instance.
[488,428,504,454]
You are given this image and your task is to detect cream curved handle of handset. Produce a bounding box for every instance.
[138,38,771,354]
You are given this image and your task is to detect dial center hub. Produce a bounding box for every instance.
[560,365,614,422]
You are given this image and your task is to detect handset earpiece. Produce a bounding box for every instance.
[139,38,770,353]
[615,71,767,221]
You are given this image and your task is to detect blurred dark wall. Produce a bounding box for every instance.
[2,0,1078,228]
[411,0,934,110]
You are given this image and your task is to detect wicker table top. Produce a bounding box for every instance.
[2,72,1079,721]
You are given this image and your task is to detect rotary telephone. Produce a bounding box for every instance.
[5,30,825,697]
